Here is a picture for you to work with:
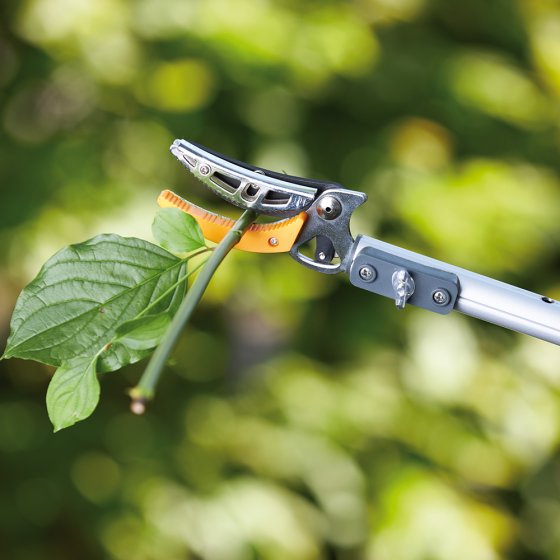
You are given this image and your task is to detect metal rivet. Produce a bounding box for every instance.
[359,265,377,282]
[432,289,450,306]
[318,251,326,261]
[199,164,211,176]
[268,237,279,247]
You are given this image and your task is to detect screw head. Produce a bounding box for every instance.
[359,265,376,282]
[432,289,450,306]
[317,195,342,220]
[268,237,279,247]
[199,164,211,176]
[318,251,326,261]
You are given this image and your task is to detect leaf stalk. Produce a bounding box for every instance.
[130,209,258,410]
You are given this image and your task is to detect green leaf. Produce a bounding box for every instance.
[3,234,187,367]
[46,355,100,432]
[96,265,186,373]
[152,207,206,253]
[115,313,171,350]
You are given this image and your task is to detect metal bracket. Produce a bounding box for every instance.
[289,188,367,274]
[349,246,460,314]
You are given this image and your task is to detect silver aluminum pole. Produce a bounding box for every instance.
[351,235,560,346]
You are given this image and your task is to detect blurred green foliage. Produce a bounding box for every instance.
[2,0,560,558]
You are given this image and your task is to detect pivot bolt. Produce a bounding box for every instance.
[268,237,279,247]
[359,265,377,282]
[199,164,211,176]
[317,195,342,220]
[432,289,450,306]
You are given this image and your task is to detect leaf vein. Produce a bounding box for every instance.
[8,259,185,356]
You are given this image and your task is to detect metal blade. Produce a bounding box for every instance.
[170,139,318,217]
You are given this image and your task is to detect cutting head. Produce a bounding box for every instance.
[170,139,344,218]
[168,139,367,274]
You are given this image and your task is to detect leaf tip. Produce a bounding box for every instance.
[51,419,72,432]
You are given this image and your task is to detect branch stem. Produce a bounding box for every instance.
[130,209,258,410]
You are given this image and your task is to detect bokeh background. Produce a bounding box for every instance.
[2,0,560,558]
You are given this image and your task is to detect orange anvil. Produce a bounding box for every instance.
[157,189,307,253]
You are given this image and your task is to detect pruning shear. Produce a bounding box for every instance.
[159,139,560,346]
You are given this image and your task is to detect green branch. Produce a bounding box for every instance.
[129,209,258,412]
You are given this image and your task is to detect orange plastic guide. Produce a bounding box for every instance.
[157,189,307,253]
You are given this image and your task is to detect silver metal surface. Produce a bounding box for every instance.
[433,289,450,306]
[170,139,317,217]
[290,188,367,274]
[392,269,415,309]
[316,195,342,220]
[359,265,377,282]
[351,235,560,345]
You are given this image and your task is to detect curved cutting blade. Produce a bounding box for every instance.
[170,139,325,218]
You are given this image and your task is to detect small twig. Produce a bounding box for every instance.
[129,208,258,412]
[138,256,209,319]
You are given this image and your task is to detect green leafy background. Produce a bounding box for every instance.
[1,0,560,558]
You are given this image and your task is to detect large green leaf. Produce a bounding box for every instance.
[46,355,100,432]
[115,313,172,351]
[3,234,187,367]
[96,269,185,373]
[152,207,206,254]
